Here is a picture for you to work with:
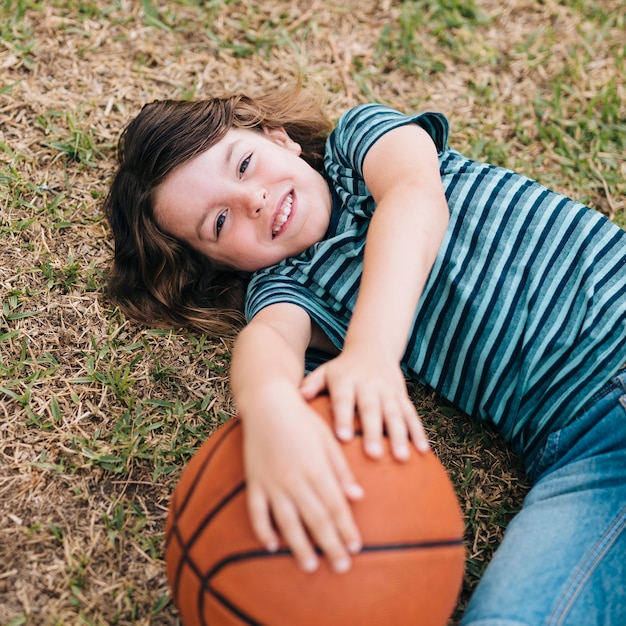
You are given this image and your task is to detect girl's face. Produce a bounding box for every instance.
[154,126,332,272]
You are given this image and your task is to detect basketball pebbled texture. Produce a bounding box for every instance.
[165,395,466,626]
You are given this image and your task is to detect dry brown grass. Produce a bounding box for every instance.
[1,1,624,624]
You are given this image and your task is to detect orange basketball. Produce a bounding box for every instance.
[165,395,465,626]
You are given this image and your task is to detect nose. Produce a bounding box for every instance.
[239,187,267,218]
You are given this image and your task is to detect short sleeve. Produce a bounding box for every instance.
[324,104,450,218]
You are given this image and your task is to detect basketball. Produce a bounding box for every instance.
[165,395,466,626]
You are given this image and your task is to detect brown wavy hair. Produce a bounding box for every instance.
[103,79,333,336]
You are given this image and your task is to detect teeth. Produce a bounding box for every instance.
[272,193,292,236]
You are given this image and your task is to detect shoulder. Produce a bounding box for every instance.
[328,104,450,169]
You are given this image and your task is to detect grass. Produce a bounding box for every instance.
[0,0,624,624]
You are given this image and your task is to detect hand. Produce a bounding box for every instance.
[299,347,429,460]
[242,392,364,574]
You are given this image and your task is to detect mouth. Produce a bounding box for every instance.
[271,191,293,239]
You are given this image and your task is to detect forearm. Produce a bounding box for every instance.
[345,184,448,360]
[232,326,302,409]
[230,304,311,415]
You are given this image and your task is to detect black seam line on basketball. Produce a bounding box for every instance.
[171,525,186,604]
[197,540,467,626]
[183,481,247,552]
[358,539,465,552]
[203,538,465,582]
[165,420,241,550]
[168,421,242,597]
[172,481,246,604]
[200,585,263,626]
[174,418,242,523]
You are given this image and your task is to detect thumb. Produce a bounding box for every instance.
[299,365,328,400]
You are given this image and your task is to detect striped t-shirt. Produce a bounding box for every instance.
[245,104,626,466]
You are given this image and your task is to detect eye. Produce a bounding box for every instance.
[215,211,227,238]
[239,153,252,177]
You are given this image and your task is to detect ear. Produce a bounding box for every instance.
[262,126,302,155]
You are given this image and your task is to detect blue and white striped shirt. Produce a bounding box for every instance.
[246,104,626,465]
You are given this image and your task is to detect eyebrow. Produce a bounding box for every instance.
[225,139,242,168]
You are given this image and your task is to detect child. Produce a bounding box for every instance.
[104,80,626,625]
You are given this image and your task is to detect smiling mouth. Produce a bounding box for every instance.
[272,192,293,238]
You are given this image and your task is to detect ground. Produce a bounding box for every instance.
[0,1,624,624]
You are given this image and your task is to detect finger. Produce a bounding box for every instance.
[299,366,327,400]
[300,496,353,574]
[303,465,360,570]
[325,438,363,555]
[403,401,430,452]
[247,484,280,552]
[326,434,365,502]
[330,389,357,442]
[271,494,320,573]
[357,394,384,458]
[273,481,356,574]
[382,401,410,461]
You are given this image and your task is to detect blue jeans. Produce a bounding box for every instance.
[461,370,626,626]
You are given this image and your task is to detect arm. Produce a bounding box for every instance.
[231,303,364,573]
[301,123,449,458]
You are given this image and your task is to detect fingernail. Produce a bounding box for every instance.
[302,557,318,572]
[266,539,279,552]
[346,483,365,499]
[348,540,362,554]
[417,439,430,452]
[336,427,352,441]
[366,440,383,456]
[333,557,351,573]
[395,444,410,459]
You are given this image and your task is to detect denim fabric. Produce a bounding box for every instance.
[461,370,626,626]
